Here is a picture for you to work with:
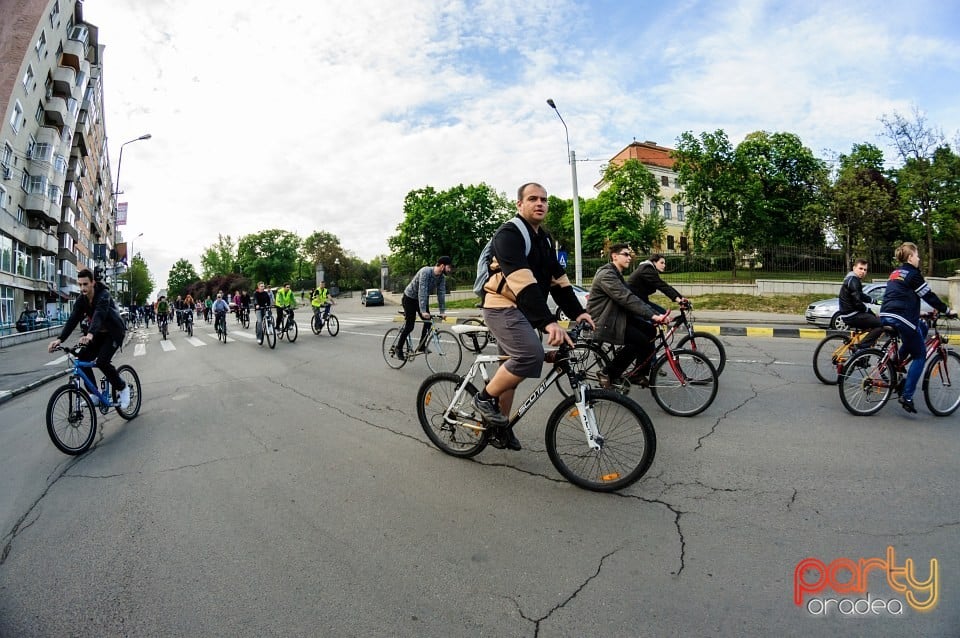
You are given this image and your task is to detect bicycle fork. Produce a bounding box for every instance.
[573,384,603,451]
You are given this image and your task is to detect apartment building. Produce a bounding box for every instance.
[603,140,689,254]
[0,0,113,327]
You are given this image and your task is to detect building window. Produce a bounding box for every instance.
[649,200,657,216]
[31,142,52,162]
[48,184,62,206]
[22,65,35,91]
[49,1,60,28]
[16,206,24,224]
[28,175,47,195]
[0,235,11,272]
[663,202,672,220]
[677,203,685,222]
[661,176,669,187]
[680,236,688,252]
[14,242,27,275]
[35,102,44,124]
[54,154,67,174]
[36,31,47,57]
[10,101,23,132]
[667,235,675,251]
[0,185,6,211]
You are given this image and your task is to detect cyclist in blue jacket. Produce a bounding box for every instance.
[879,242,953,413]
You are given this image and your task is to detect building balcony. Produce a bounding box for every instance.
[62,182,78,210]
[66,156,85,181]
[71,131,89,158]
[51,66,77,98]
[58,248,77,265]
[60,39,86,72]
[59,219,79,241]
[45,97,68,126]
[28,228,59,256]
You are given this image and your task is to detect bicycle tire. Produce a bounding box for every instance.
[675,332,726,376]
[457,318,490,353]
[416,372,488,457]
[46,385,97,455]
[287,320,298,343]
[311,313,322,335]
[425,329,463,374]
[161,321,168,340]
[266,317,276,349]
[545,388,657,492]
[242,311,250,329]
[812,333,850,385]
[256,319,263,344]
[326,315,339,336]
[649,349,718,417]
[382,328,407,369]
[923,350,960,416]
[838,348,893,416]
[114,365,142,420]
[557,342,611,398]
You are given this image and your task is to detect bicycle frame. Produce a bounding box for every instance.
[64,351,114,409]
[864,318,950,386]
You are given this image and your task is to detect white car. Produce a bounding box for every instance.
[547,284,591,321]
[804,282,934,330]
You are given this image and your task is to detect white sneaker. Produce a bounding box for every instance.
[119,384,131,409]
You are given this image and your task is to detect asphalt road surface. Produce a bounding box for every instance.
[0,307,957,637]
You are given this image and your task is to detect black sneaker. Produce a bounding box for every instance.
[487,425,522,451]
[899,397,918,414]
[473,394,508,428]
[395,349,407,361]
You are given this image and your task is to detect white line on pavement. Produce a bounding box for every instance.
[160,340,176,352]
[134,343,146,357]
[45,355,67,366]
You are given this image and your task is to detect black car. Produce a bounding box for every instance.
[361,289,384,306]
[15,309,50,332]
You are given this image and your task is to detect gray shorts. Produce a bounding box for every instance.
[482,306,544,378]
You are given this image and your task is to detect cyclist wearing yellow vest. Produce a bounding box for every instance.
[310,281,332,322]
[275,283,297,332]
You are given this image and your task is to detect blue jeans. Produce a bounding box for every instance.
[881,317,927,401]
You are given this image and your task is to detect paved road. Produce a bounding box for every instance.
[0,302,956,636]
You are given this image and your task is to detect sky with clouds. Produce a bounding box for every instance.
[86,0,960,291]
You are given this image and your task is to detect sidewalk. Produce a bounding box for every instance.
[0,310,823,405]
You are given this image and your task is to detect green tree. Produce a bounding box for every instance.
[597,159,666,252]
[302,230,345,273]
[200,234,237,279]
[167,258,200,297]
[388,183,512,276]
[825,143,900,267]
[236,229,302,285]
[120,253,154,305]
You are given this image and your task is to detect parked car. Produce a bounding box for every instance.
[546,284,591,321]
[15,309,50,332]
[804,282,934,330]
[361,289,384,306]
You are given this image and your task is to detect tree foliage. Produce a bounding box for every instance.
[120,254,154,305]
[167,258,200,298]
[302,230,345,271]
[236,229,301,285]
[388,183,512,275]
[200,234,237,279]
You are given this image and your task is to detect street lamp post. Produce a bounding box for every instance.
[546,99,583,286]
[112,133,152,273]
[128,232,143,309]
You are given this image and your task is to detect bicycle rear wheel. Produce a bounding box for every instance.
[416,373,487,457]
[425,329,462,374]
[675,332,726,376]
[326,315,339,336]
[557,342,610,398]
[923,350,960,416]
[311,313,322,335]
[838,348,893,416]
[287,320,298,343]
[649,350,718,417]
[46,385,97,455]
[545,389,657,492]
[382,328,407,369]
[812,333,850,385]
[114,365,142,420]
[242,311,250,329]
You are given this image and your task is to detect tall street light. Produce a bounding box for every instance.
[128,232,143,309]
[112,133,152,271]
[546,99,583,286]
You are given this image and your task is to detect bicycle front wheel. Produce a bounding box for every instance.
[838,348,893,416]
[186,321,193,337]
[46,385,97,455]
[812,333,851,385]
[416,372,487,457]
[382,328,407,369]
[287,320,298,343]
[649,350,718,417]
[114,365,142,420]
[675,332,726,376]
[425,329,462,374]
[557,342,610,398]
[266,318,276,349]
[545,389,657,492]
[923,350,960,416]
[326,315,339,336]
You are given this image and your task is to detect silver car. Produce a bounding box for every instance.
[804,282,933,330]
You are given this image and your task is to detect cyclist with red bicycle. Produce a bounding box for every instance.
[879,242,953,413]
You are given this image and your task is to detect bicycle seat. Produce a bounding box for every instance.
[450,323,490,335]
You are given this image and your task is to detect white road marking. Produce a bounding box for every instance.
[45,355,68,366]
[134,343,146,357]
[186,337,207,347]
[160,340,176,352]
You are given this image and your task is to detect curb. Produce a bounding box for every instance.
[0,369,69,406]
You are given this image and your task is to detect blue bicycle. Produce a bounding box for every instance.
[45,345,142,454]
